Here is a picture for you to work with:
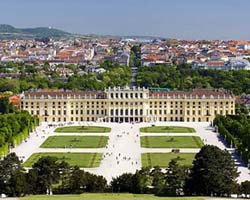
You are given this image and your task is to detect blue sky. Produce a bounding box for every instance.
[0,0,250,40]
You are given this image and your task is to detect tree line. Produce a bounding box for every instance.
[2,61,250,95]
[0,96,39,156]
[1,145,249,197]
[137,64,250,95]
[214,114,250,163]
[0,61,131,93]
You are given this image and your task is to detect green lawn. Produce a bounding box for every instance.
[141,136,204,148]
[21,193,205,200]
[40,136,109,148]
[23,153,103,168]
[140,126,196,133]
[142,153,196,167]
[55,126,111,133]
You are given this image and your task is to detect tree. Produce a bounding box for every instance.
[68,167,87,194]
[150,166,164,190]
[0,153,25,197]
[32,156,61,194]
[85,172,107,192]
[110,173,134,192]
[0,96,15,114]
[25,168,39,195]
[240,181,250,196]
[8,170,26,197]
[185,145,239,196]
[131,167,152,194]
[155,159,187,196]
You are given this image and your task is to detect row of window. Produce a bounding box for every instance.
[110,109,143,116]
[110,93,144,99]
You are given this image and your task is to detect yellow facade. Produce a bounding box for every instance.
[20,87,235,123]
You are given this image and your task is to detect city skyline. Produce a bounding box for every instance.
[1,0,250,40]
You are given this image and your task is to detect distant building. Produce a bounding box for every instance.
[192,58,250,70]
[236,95,250,110]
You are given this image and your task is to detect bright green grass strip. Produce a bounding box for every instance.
[20,193,205,200]
[142,153,196,168]
[23,153,102,168]
[55,126,111,133]
[140,126,196,133]
[40,136,109,148]
[140,136,204,148]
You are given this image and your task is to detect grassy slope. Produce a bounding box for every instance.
[40,136,109,148]
[21,193,205,200]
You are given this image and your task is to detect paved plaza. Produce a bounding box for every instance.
[11,121,250,183]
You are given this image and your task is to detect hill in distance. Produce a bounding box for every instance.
[0,24,163,40]
[0,24,72,39]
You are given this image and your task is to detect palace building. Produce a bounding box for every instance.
[19,87,235,123]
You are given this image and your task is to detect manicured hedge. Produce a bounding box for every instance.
[214,115,250,163]
[0,111,39,156]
